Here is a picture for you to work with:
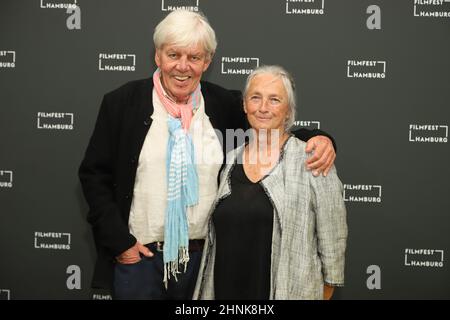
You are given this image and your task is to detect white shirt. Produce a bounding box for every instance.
[128,88,223,244]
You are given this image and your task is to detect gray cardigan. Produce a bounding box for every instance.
[193,136,347,300]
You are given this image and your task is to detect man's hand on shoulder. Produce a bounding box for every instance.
[305,135,336,177]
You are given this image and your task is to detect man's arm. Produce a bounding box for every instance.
[292,128,337,176]
[78,94,136,257]
[292,128,336,151]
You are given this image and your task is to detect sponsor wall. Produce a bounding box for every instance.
[0,0,449,299]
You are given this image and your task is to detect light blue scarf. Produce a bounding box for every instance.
[163,112,199,285]
[152,69,200,285]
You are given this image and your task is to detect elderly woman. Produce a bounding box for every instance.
[80,10,338,300]
[194,65,348,300]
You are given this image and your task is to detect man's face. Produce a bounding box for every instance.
[155,43,211,103]
[244,74,290,133]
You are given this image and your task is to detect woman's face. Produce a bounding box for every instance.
[155,42,211,104]
[244,74,290,133]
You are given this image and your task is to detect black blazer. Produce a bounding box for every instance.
[79,78,334,289]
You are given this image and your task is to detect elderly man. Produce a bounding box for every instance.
[79,10,337,300]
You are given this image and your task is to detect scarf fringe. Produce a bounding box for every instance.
[163,247,190,289]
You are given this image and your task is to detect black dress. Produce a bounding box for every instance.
[213,163,274,300]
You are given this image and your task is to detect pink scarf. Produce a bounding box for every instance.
[152,68,201,131]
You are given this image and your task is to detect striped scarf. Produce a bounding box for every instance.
[152,69,200,286]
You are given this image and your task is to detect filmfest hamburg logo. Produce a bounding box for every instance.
[293,120,320,130]
[34,231,71,250]
[37,112,74,130]
[99,53,136,72]
[347,60,386,79]
[0,289,11,300]
[413,0,450,18]
[0,170,13,188]
[286,0,325,15]
[409,124,448,143]
[0,50,15,68]
[343,184,382,203]
[40,0,77,9]
[405,248,444,267]
[161,0,199,12]
[92,293,112,300]
[221,57,260,75]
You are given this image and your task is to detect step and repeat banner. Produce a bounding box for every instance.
[0,0,449,300]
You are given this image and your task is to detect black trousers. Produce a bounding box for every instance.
[113,242,203,300]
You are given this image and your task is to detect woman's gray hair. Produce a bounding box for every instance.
[244,65,297,131]
[153,10,217,59]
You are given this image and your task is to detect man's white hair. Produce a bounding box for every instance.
[153,10,217,59]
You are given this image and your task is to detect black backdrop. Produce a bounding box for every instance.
[0,0,449,299]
